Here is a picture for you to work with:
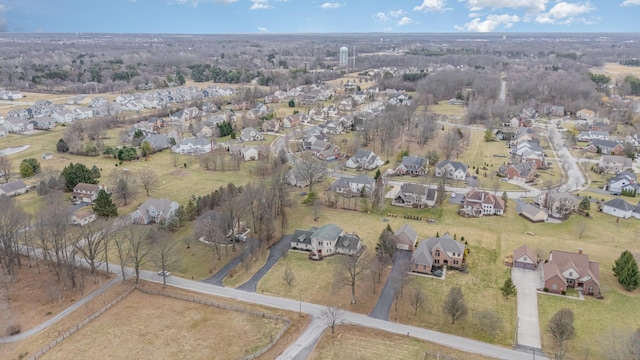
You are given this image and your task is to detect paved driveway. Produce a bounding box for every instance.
[511,267,543,351]
[202,238,259,286]
[369,249,412,320]
[237,235,291,292]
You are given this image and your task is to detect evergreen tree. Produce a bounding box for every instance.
[19,158,41,178]
[61,162,98,191]
[500,277,517,298]
[92,189,118,217]
[185,198,198,221]
[56,138,69,153]
[578,197,591,211]
[613,250,640,291]
[91,165,101,179]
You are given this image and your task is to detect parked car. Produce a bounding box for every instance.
[157,270,171,277]
[450,192,456,198]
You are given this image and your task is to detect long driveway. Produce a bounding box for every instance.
[369,249,412,320]
[202,238,259,286]
[237,235,291,292]
[511,267,544,352]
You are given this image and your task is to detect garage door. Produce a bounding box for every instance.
[397,244,410,251]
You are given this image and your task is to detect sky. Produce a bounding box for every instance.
[0,0,639,34]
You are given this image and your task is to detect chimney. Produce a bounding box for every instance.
[578,248,583,254]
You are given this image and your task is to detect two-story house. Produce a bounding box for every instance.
[290,223,362,259]
[394,156,427,176]
[434,160,467,181]
[345,149,384,170]
[411,233,466,275]
[461,188,505,217]
[392,183,437,208]
[330,175,375,197]
[132,198,180,225]
[543,249,600,296]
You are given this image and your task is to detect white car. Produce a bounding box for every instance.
[450,193,456,198]
[157,270,171,277]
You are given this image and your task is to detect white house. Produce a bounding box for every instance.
[434,160,468,181]
[71,207,97,226]
[289,223,362,258]
[171,137,213,155]
[602,198,635,219]
[330,174,375,197]
[52,109,76,124]
[241,146,260,161]
[345,149,384,170]
[132,198,180,225]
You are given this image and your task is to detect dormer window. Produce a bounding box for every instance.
[435,250,440,256]
[569,271,573,276]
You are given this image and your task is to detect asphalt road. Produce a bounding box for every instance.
[237,235,292,292]
[369,249,412,320]
[202,238,259,286]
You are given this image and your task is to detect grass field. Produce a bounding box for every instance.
[41,290,286,360]
[431,102,466,117]
[310,325,494,360]
[589,62,640,81]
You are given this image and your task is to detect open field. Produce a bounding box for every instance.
[0,256,104,336]
[41,290,286,360]
[431,102,466,117]
[310,325,494,360]
[589,62,640,81]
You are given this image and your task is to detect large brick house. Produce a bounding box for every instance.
[461,188,505,217]
[411,233,466,275]
[543,249,600,296]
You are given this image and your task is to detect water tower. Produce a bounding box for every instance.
[339,46,349,67]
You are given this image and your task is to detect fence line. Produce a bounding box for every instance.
[29,286,135,360]
[135,287,291,360]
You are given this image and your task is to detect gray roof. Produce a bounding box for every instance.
[180,137,210,147]
[351,174,374,186]
[591,139,621,149]
[354,148,373,160]
[412,233,465,267]
[291,229,314,245]
[394,223,418,244]
[336,235,361,252]
[144,134,171,150]
[611,170,637,183]
[603,198,635,212]
[0,180,28,194]
[401,183,427,196]
[402,156,425,167]
[312,224,343,241]
[436,160,467,173]
[137,198,179,217]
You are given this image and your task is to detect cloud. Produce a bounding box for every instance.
[374,12,390,21]
[320,2,343,9]
[250,0,273,10]
[456,13,520,32]
[622,0,640,5]
[413,0,447,12]
[389,9,406,17]
[257,27,268,33]
[463,0,547,13]
[535,2,594,24]
[397,16,413,26]
[172,0,238,6]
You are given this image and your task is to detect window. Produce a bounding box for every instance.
[567,279,573,284]
[423,265,426,270]
[523,256,528,261]
[588,286,593,292]
[453,260,458,265]
[435,250,440,256]
[569,271,573,277]
[318,242,323,246]
[552,284,558,290]
[435,259,440,264]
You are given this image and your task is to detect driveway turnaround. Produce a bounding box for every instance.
[511,267,543,351]
[369,249,411,320]
[237,235,291,292]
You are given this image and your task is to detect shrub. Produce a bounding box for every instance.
[543,287,549,292]
[561,290,566,295]
[6,324,21,336]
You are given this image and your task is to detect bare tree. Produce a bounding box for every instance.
[113,236,129,282]
[576,221,588,239]
[120,225,151,283]
[283,266,295,290]
[338,252,369,304]
[548,308,576,360]
[152,229,179,287]
[442,286,468,325]
[137,168,159,197]
[321,306,344,335]
[0,195,27,281]
[409,284,427,316]
[441,128,460,160]
[109,169,138,206]
[74,218,113,275]
[195,211,227,264]
[0,156,10,183]
[474,309,503,338]
[295,155,326,192]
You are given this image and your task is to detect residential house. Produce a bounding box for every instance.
[338,100,353,111]
[289,223,362,258]
[461,188,505,217]
[240,127,264,142]
[132,198,180,225]
[286,168,310,188]
[601,198,636,219]
[241,146,260,161]
[72,183,106,203]
[599,155,633,174]
[282,114,302,128]
[501,162,536,182]
[73,107,94,120]
[4,118,32,133]
[71,207,97,226]
[197,125,214,138]
[330,174,375,197]
[322,121,342,135]
[548,105,565,117]
[0,180,29,197]
[143,134,172,152]
[534,192,579,219]
[577,131,609,142]
[345,149,385,170]
[392,183,437,208]
[29,117,56,130]
[393,224,418,251]
[606,170,639,195]
[261,119,280,133]
[576,109,597,123]
[52,109,76,124]
[517,202,548,223]
[394,156,426,176]
[434,160,467,181]
[512,244,538,270]
[543,249,600,296]
[587,139,624,156]
[625,133,640,148]
[315,143,342,161]
[411,233,466,275]
[171,137,213,155]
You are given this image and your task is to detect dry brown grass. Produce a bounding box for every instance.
[310,325,494,360]
[41,290,285,360]
[0,256,104,335]
[589,62,640,81]
[222,248,269,288]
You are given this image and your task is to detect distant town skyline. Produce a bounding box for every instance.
[0,0,639,34]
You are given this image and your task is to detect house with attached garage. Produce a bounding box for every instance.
[329,174,375,197]
[512,244,538,270]
[72,183,107,204]
[534,192,579,219]
[3,118,32,133]
[516,202,548,223]
[434,160,467,181]
[500,162,536,183]
[543,249,600,296]
[606,170,639,195]
[601,198,637,219]
[0,180,29,197]
[29,117,56,130]
[289,223,362,259]
[240,127,264,142]
[132,198,180,225]
[587,139,624,156]
[392,183,437,208]
[598,155,633,174]
[461,188,505,217]
[345,149,384,170]
[171,137,213,155]
[394,156,427,176]
[52,109,76,124]
[393,224,418,251]
[286,168,310,188]
[411,233,466,275]
[70,207,97,226]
